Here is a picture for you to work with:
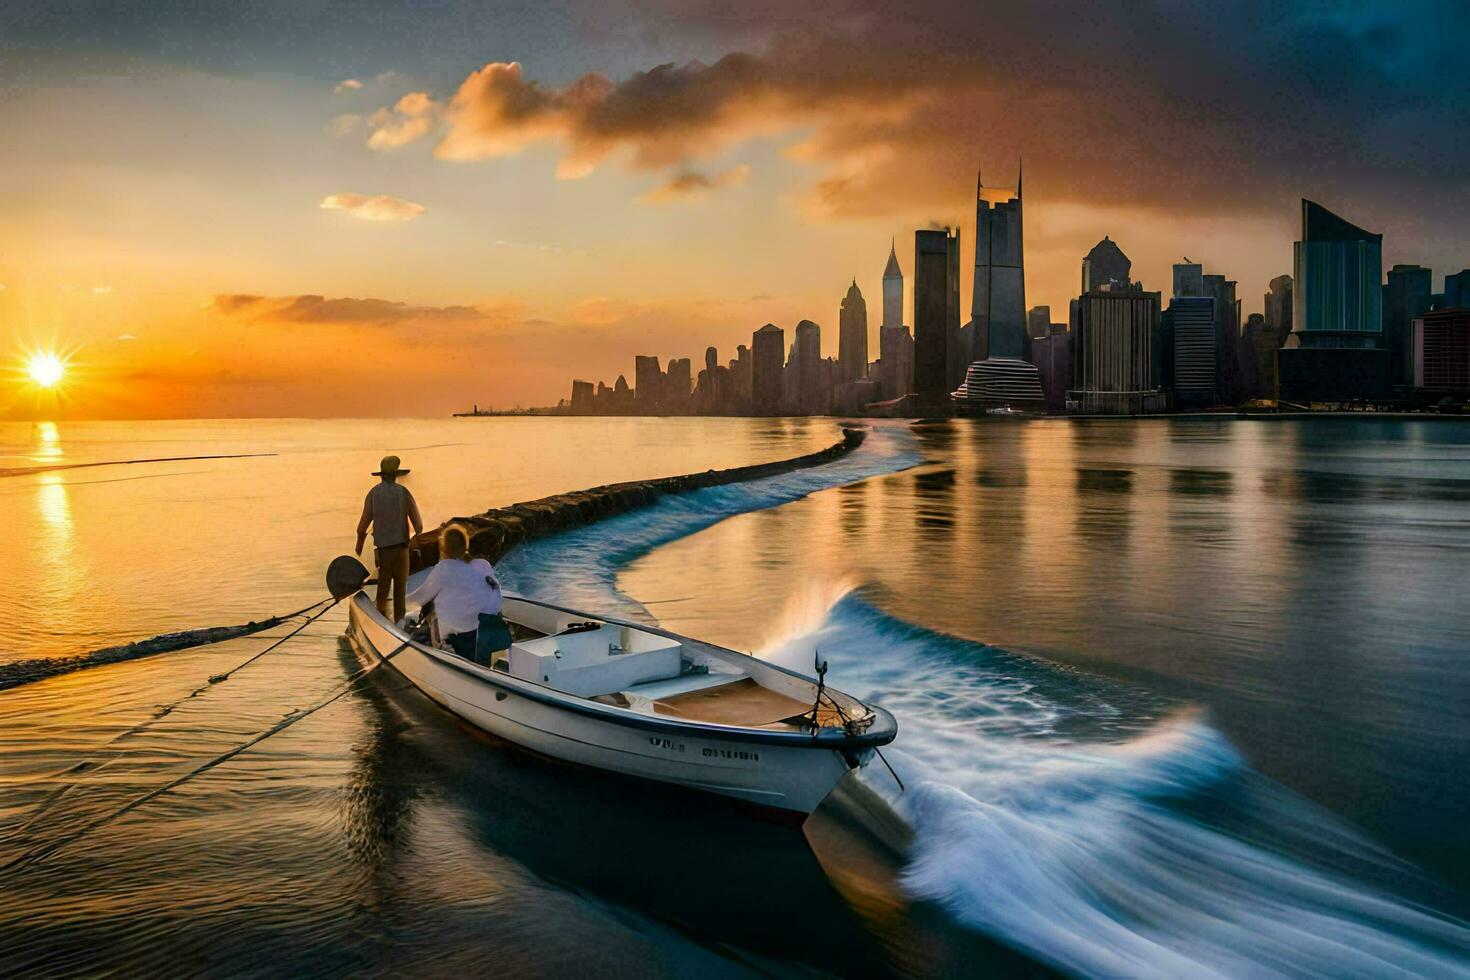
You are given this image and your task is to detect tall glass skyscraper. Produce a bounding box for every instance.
[1292,200,1383,348]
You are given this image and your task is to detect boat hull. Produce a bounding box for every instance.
[347,595,871,815]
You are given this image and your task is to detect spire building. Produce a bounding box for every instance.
[882,242,904,329]
[952,165,1046,413]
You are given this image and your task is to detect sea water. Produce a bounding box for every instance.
[1,416,1468,976]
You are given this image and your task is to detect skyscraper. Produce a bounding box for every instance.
[1069,286,1166,414]
[1383,264,1433,388]
[913,228,959,404]
[879,323,913,400]
[1279,200,1389,402]
[1082,236,1131,293]
[1203,273,1242,402]
[953,168,1045,413]
[1291,200,1383,346]
[791,319,827,414]
[1413,308,1470,393]
[751,324,784,415]
[634,355,664,412]
[882,242,904,328]
[1167,296,1217,406]
[970,170,1026,360]
[838,280,868,382]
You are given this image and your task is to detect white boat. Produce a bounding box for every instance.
[345,588,899,816]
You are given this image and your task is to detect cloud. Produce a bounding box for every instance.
[90,285,113,295]
[319,192,426,222]
[366,91,439,150]
[211,293,518,325]
[405,2,1470,224]
[116,334,136,341]
[641,164,751,203]
[334,78,363,94]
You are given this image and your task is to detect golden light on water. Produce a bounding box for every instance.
[28,353,66,388]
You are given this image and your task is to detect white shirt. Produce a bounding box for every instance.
[407,558,503,636]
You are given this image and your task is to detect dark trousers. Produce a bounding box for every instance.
[446,613,514,666]
[374,544,410,623]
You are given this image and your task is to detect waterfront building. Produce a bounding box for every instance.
[786,319,828,414]
[1068,285,1166,414]
[913,228,959,405]
[666,358,693,413]
[1030,322,1070,414]
[1240,313,1272,399]
[751,323,785,415]
[1414,308,1470,394]
[1166,296,1217,406]
[1203,274,1242,402]
[879,324,914,400]
[1384,265,1433,388]
[1280,199,1389,402]
[634,355,664,411]
[1082,236,1131,293]
[838,280,869,382]
[570,379,594,413]
[953,170,1045,413]
[882,242,904,329]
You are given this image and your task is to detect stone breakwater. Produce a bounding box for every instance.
[0,619,293,693]
[411,427,867,570]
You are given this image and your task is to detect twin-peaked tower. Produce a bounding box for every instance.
[952,164,1047,413]
[971,166,1027,360]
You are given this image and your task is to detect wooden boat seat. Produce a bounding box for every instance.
[652,678,812,727]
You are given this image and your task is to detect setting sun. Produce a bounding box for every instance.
[28,353,66,388]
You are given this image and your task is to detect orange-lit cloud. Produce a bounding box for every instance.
[319,192,426,222]
[367,91,439,150]
[334,78,363,94]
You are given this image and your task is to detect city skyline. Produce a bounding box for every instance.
[4,1,1470,418]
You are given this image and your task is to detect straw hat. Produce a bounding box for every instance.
[372,455,410,477]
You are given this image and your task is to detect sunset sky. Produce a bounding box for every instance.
[3,0,1468,418]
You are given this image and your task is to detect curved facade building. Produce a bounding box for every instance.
[951,358,1046,413]
[1292,200,1382,348]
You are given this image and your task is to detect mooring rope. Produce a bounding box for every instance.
[0,636,412,876]
[0,596,343,849]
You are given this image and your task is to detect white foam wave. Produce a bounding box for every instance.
[900,717,1470,977]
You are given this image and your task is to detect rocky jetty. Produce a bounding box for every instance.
[412,427,866,569]
[0,618,294,693]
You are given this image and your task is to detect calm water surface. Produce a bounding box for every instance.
[2,416,1468,976]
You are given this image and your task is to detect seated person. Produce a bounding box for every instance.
[406,527,511,665]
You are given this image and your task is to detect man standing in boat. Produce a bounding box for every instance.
[355,455,423,624]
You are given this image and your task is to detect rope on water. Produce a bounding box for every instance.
[0,596,343,848]
[0,636,412,876]
[202,597,341,687]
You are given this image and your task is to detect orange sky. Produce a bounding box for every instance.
[3,1,1467,419]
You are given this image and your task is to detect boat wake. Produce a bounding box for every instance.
[752,591,1470,976]
[500,425,1470,975]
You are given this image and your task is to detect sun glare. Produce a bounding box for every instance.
[28,353,66,388]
